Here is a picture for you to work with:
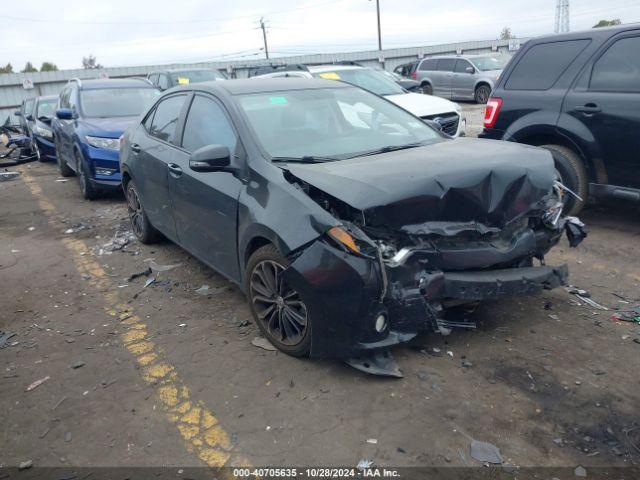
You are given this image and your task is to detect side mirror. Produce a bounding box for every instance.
[189,144,231,172]
[465,66,475,74]
[423,119,443,132]
[56,108,74,120]
[14,110,22,117]
[25,113,34,121]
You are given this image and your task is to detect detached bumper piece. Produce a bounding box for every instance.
[442,265,568,300]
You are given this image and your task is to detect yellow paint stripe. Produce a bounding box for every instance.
[20,170,241,468]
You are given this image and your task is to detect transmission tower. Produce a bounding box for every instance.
[555,0,570,33]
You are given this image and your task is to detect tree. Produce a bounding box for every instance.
[82,55,102,69]
[0,63,14,74]
[593,19,621,28]
[500,27,515,40]
[21,62,38,73]
[40,62,59,72]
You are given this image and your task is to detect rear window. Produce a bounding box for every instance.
[505,39,590,90]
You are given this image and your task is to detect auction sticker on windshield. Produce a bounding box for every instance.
[319,72,341,80]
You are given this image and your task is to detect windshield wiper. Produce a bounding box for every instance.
[347,142,428,158]
[271,155,335,164]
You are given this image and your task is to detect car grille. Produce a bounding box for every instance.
[421,112,460,136]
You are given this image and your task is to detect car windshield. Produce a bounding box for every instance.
[170,70,226,85]
[80,88,161,117]
[471,55,510,71]
[36,98,57,118]
[237,86,442,160]
[311,68,405,96]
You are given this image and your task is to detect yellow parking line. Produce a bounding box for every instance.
[20,170,238,468]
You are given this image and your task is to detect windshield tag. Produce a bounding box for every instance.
[319,72,341,80]
[269,96,288,104]
[177,77,190,85]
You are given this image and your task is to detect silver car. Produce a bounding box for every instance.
[414,55,510,103]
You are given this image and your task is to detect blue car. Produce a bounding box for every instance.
[27,95,58,162]
[51,78,160,199]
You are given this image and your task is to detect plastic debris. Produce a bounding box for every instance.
[145,259,182,273]
[577,295,608,310]
[0,330,16,348]
[102,230,136,252]
[366,438,378,444]
[26,375,50,391]
[144,277,156,288]
[18,460,32,470]
[0,171,20,181]
[565,286,608,310]
[71,360,85,369]
[357,459,374,470]
[194,284,225,296]
[345,350,403,378]
[128,267,152,281]
[470,439,503,464]
[252,336,277,351]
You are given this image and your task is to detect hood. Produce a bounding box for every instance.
[386,92,460,117]
[82,116,138,138]
[285,138,556,230]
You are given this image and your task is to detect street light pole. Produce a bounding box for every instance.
[260,17,270,60]
[370,0,384,68]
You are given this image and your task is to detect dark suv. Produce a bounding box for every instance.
[480,24,640,214]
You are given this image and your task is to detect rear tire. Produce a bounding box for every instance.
[76,150,99,200]
[541,144,588,215]
[245,244,312,357]
[474,84,491,104]
[55,139,74,177]
[421,83,433,95]
[125,180,162,244]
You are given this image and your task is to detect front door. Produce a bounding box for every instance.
[561,33,640,188]
[167,93,244,280]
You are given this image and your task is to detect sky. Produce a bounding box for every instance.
[2,0,640,70]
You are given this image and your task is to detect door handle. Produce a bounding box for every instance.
[574,104,601,114]
[130,143,141,154]
[167,163,183,177]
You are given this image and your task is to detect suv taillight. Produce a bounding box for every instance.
[483,98,503,128]
[411,71,417,80]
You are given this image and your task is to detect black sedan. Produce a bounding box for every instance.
[120,79,585,360]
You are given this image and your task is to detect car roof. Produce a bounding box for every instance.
[172,78,352,95]
[76,78,155,90]
[150,67,218,74]
[307,65,363,73]
[527,22,640,43]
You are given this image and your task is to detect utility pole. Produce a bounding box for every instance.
[370,0,383,68]
[260,17,270,60]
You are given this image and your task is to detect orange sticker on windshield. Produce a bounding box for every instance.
[319,72,341,80]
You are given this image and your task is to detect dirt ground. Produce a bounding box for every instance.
[1,106,639,476]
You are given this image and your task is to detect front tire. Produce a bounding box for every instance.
[125,180,162,244]
[76,150,99,200]
[541,144,588,215]
[474,84,491,104]
[245,244,312,357]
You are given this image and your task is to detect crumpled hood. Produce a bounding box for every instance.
[82,116,138,138]
[386,92,460,117]
[285,138,556,230]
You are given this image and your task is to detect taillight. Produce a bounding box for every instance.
[483,98,502,128]
[411,71,417,80]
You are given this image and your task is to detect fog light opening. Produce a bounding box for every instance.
[374,313,387,333]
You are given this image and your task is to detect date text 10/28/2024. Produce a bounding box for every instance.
[233,468,401,478]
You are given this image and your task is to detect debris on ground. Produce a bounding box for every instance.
[469,439,503,464]
[52,396,67,410]
[574,465,587,477]
[0,330,16,348]
[417,371,429,381]
[18,460,32,470]
[252,336,277,351]
[565,286,608,310]
[0,171,20,182]
[144,277,156,288]
[356,459,374,470]
[145,259,182,273]
[64,222,90,234]
[127,267,152,281]
[345,350,403,378]
[195,284,226,296]
[366,438,378,444]
[611,306,640,324]
[71,360,85,369]
[101,230,136,252]
[25,375,50,391]
[64,431,72,442]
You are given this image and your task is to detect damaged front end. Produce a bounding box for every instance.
[279,142,587,358]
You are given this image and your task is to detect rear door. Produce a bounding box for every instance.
[433,59,455,98]
[451,59,476,100]
[169,93,243,280]
[561,32,640,188]
[130,93,190,241]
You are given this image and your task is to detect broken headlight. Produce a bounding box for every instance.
[326,225,377,258]
[543,201,564,228]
